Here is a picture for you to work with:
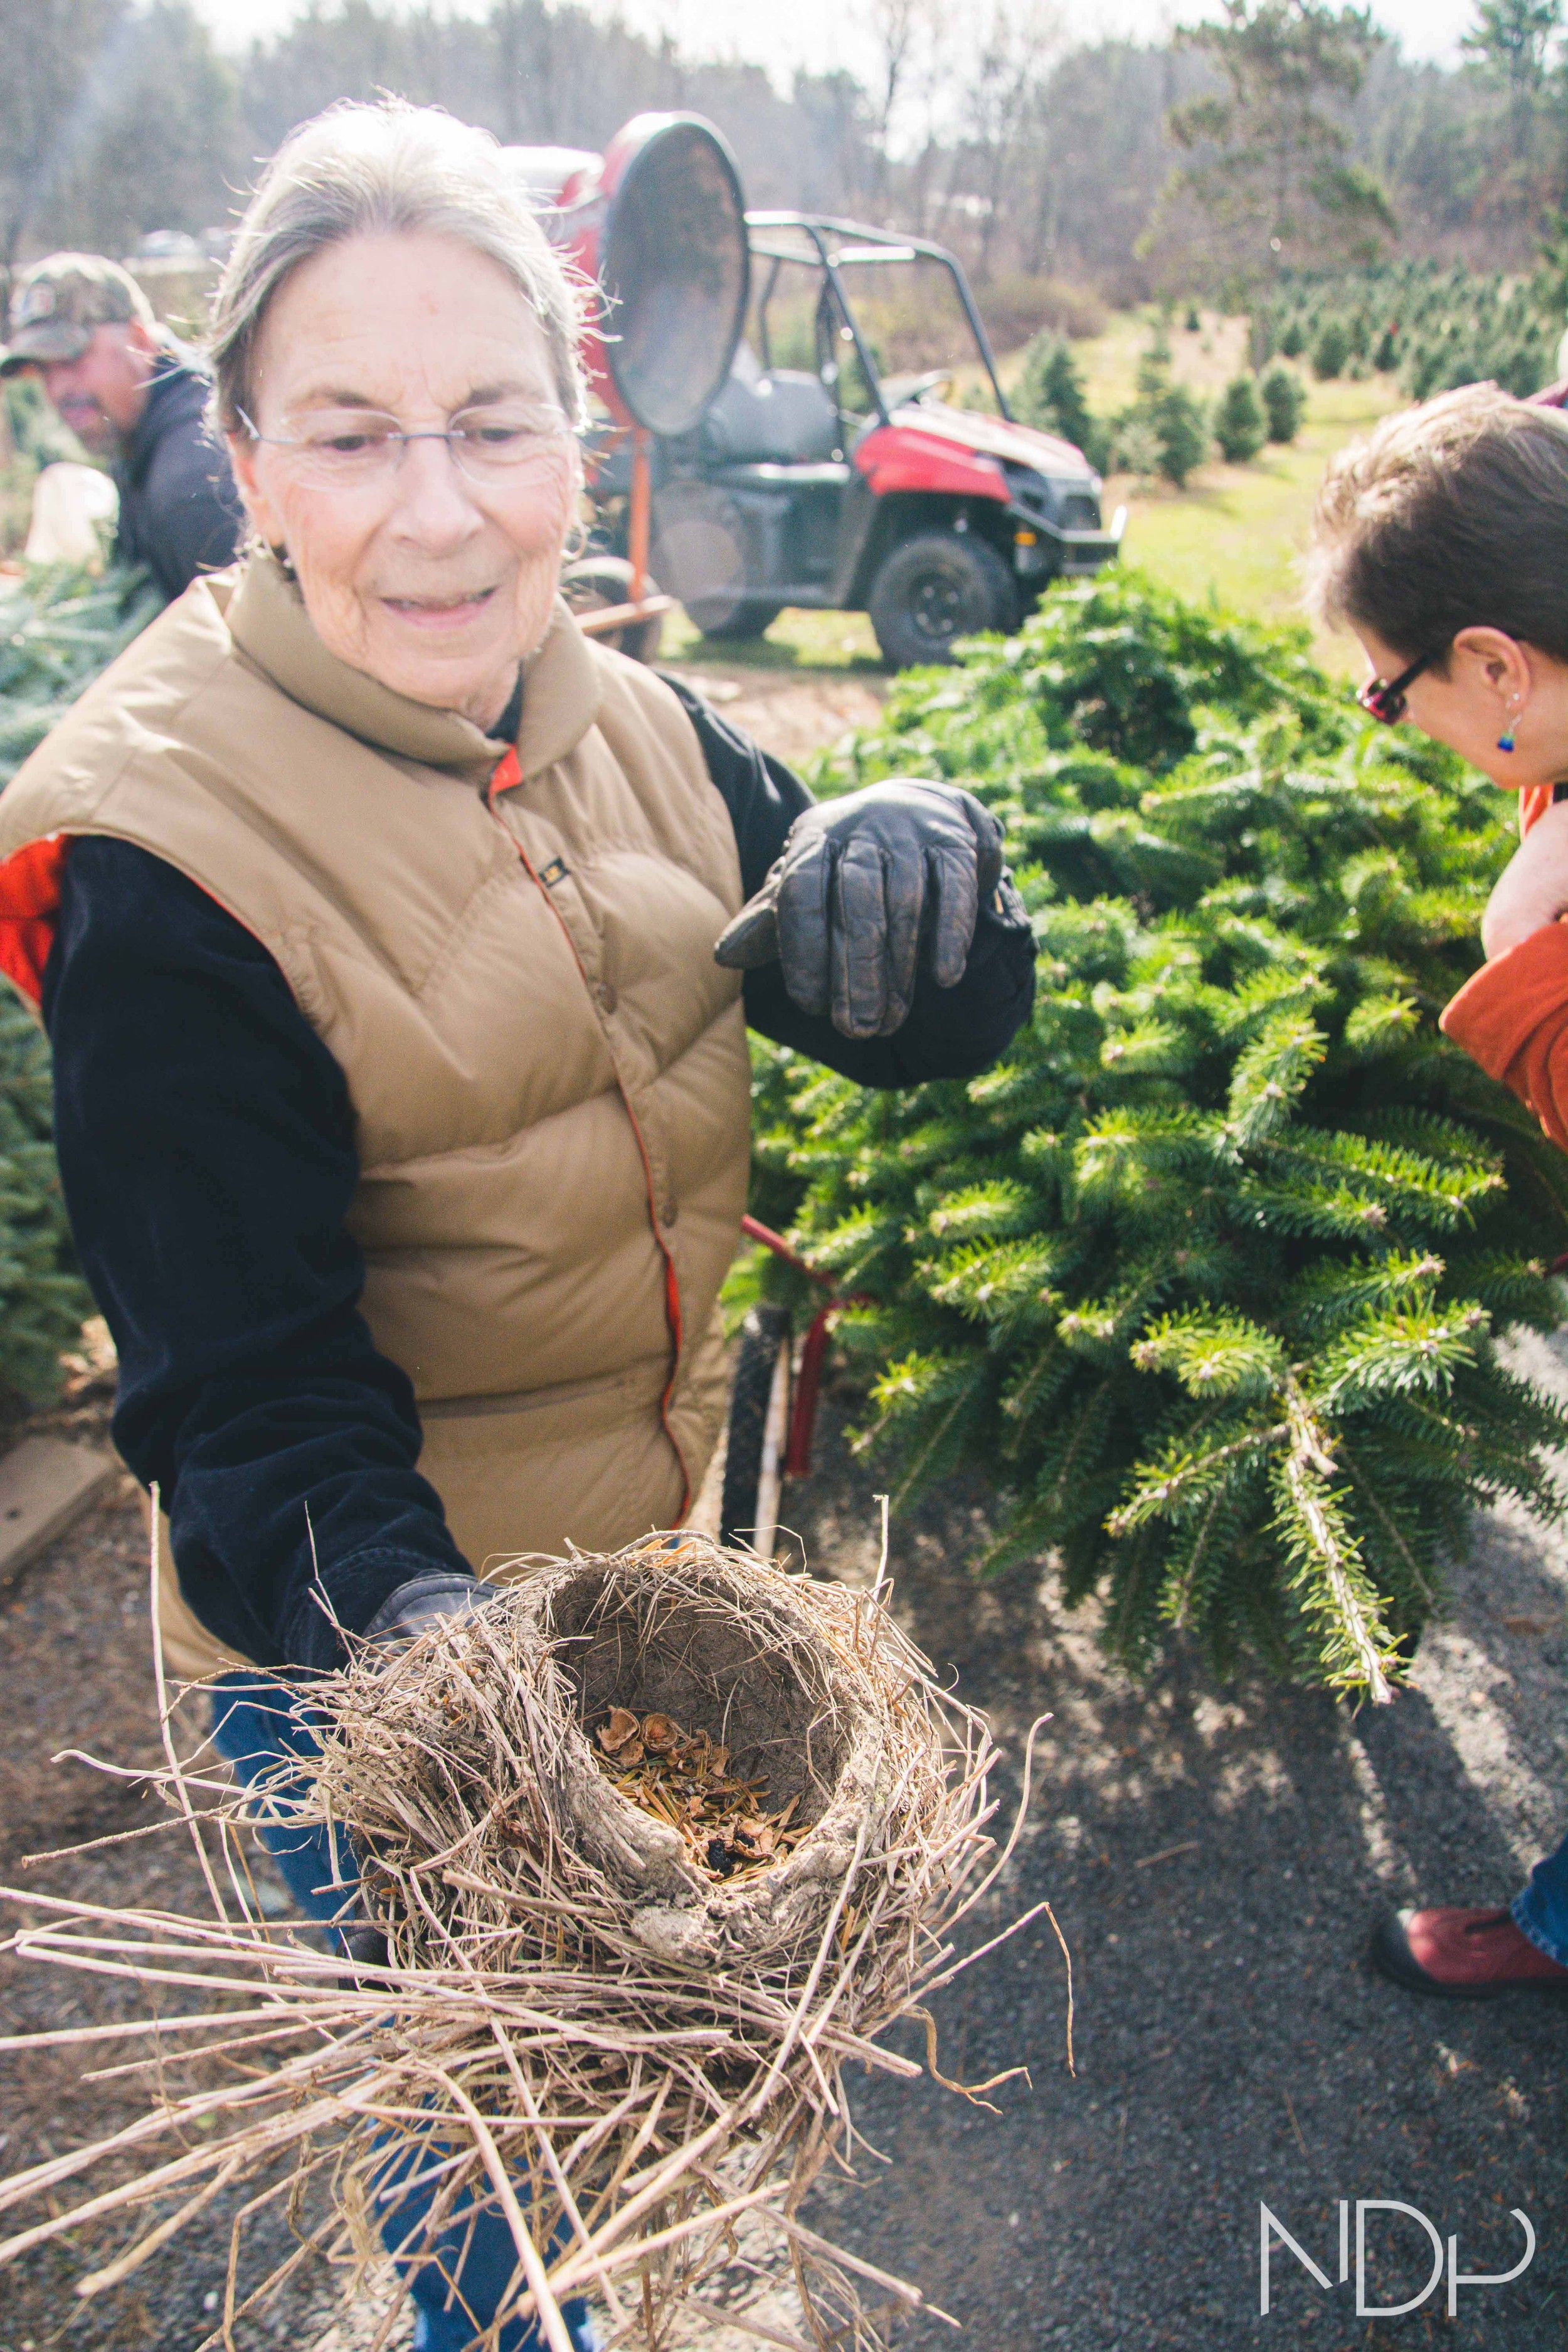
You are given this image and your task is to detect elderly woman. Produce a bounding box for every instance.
[0,101,1030,2349]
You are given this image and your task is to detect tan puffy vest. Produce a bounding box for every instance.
[0,554,750,1677]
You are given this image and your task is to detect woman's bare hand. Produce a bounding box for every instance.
[1481,801,1568,960]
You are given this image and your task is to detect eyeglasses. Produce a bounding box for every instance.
[236,403,570,490]
[1356,650,1436,725]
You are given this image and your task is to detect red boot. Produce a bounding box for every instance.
[1373,1905,1568,1999]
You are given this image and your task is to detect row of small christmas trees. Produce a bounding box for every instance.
[1258,260,1560,401]
[1013,326,1306,489]
[746,572,1568,1699]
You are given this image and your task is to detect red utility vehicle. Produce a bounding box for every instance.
[509,116,1123,668]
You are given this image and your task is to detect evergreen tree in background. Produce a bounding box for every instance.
[0,990,90,1411]
[1260,363,1308,440]
[1214,373,1267,461]
[1013,332,1110,471]
[750,574,1568,1700]
[1261,262,1560,402]
[1461,0,1562,195]
[1108,329,1211,487]
[1312,318,1350,378]
[0,561,158,1407]
[1152,0,1396,296]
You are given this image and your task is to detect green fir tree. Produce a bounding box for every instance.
[1214,373,1267,462]
[749,573,1568,1700]
[1260,364,1308,442]
[1012,332,1109,472]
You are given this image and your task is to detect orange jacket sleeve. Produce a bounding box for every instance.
[1441,921,1568,1153]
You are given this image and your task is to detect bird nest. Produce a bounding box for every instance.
[0,1529,1057,2351]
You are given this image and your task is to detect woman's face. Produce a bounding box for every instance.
[229,231,580,732]
[1354,622,1568,792]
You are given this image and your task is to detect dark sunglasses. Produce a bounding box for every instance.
[1356,650,1436,725]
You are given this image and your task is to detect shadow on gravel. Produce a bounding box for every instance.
[788,1368,1568,2352]
[4,1341,1567,2351]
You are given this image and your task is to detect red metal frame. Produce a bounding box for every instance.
[739,1212,865,1480]
[574,425,674,642]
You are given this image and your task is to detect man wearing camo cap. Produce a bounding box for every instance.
[1,253,243,600]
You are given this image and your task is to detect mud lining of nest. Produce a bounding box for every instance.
[0,1525,1056,2352]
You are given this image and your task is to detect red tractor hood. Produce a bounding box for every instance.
[879,399,1094,479]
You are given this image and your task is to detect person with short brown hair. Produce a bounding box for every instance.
[1309,380,1568,2001]
[0,252,243,597]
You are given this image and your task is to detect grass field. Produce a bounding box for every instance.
[1083,311,1406,673]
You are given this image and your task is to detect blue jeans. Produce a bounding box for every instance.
[1513,1828,1568,1966]
[211,1674,595,2352]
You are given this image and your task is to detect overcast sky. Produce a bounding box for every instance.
[190,0,1478,78]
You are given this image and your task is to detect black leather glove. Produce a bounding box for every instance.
[713,779,1007,1040]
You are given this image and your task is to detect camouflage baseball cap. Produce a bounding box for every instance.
[0,253,157,374]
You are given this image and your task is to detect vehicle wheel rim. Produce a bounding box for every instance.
[909,568,972,645]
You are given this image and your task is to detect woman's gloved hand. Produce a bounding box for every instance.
[363,1572,492,1657]
[340,1572,494,1984]
[713,779,1007,1039]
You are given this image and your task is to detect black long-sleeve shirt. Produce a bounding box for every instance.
[112,354,246,601]
[42,684,1034,1668]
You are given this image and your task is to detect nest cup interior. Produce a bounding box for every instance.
[548,1556,848,1831]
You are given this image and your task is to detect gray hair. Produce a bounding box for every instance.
[208,100,588,433]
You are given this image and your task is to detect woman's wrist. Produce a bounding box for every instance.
[1481,802,1568,958]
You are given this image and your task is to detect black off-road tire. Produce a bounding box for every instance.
[720,1303,792,1552]
[688,596,784,641]
[867,530,1017,669]
[561,556,665,664]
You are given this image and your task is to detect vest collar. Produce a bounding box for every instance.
[225,549,602,786]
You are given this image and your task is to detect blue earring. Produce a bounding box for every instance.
[1499,726,1516,753]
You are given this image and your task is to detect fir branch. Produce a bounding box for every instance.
[1274,1382,1398,1703]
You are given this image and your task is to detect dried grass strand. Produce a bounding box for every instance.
[0,1529,1053,2349]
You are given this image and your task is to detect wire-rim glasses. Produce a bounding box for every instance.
[236,402,571,490]
[1356,649,1436,725]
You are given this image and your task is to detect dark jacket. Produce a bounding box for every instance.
[113,352,245,600]
[42,682,1035,1668]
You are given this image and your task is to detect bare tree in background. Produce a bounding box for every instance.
[1462,0,1562,209]
[865,0,930,218]
[954,1,1064,280]
[0,0,125,275]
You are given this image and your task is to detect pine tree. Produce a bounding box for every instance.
[1012,333,1108,472]
[753,573,1568,1700]
[1260,364,1308,442]
[1214,374,1267,462]
[1151,385,1210,486]
[1312,318,1350,379]
[1114,331,1210,489]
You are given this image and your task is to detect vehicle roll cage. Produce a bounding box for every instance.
[741,211,1013,430]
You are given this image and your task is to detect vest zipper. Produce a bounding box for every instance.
[486,763,692,1518]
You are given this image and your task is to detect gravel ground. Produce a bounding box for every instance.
[2,669,1564,2348]
[3,1337,1567,2350]
[782,1336,1568,2351]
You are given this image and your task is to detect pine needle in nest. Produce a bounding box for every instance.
[0,1527,1057,2351]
